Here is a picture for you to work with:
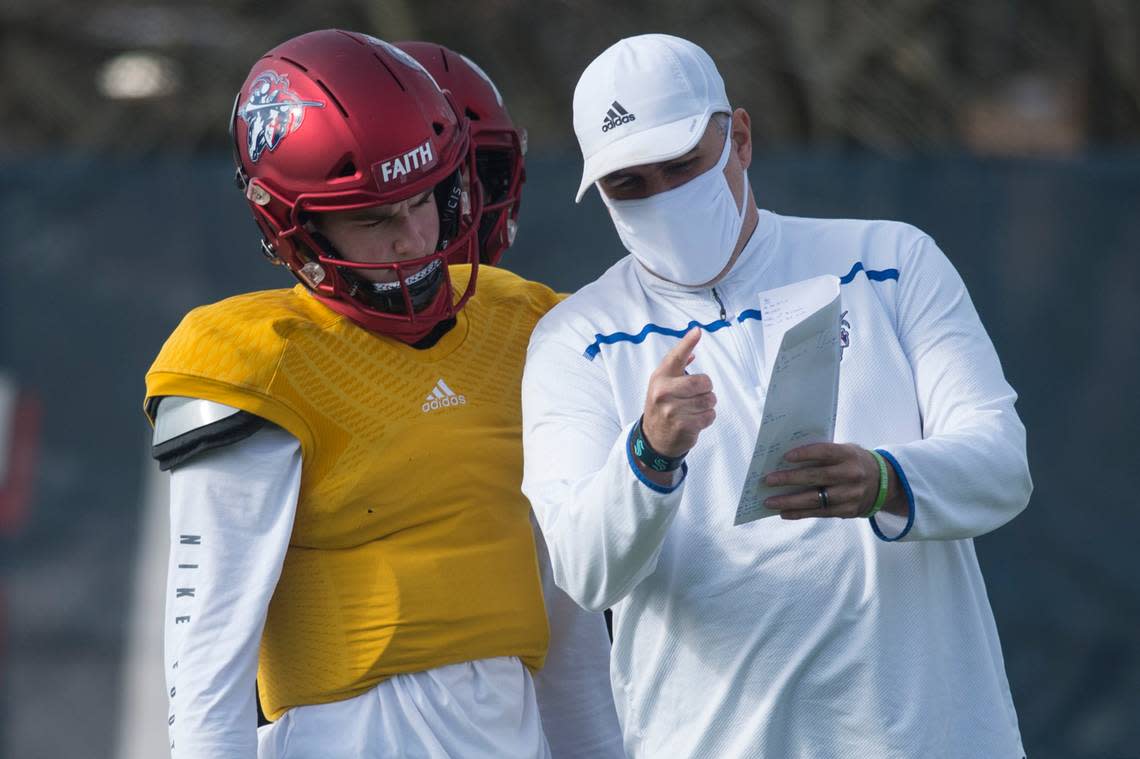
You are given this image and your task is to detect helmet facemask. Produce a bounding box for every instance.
[301,165,473,318]
[280,152,482,340]
[474,129,525,265]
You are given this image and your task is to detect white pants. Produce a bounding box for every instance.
[257,657,552,759]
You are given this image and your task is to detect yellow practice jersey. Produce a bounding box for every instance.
[145,265,559,719]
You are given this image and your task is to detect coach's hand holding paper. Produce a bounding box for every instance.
[734,275,842,525]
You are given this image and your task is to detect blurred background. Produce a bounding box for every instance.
[1,1,1138,757]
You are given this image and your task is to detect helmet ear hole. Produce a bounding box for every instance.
[334,159,357,178]
[465,107,480,122]
[432,121,445,135]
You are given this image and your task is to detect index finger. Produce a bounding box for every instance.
[658,327,702,377]
[784,442,846,465]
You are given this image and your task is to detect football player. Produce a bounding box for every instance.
[144,30,621,758]
[394,41,525,268]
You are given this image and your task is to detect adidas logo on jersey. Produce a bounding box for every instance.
[422,378,467,413]
[601,101,636,132]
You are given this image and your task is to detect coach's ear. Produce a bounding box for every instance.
[731,108,752,171]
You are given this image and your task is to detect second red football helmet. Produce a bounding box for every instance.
[395,42,525,266]
[230,30,483,343]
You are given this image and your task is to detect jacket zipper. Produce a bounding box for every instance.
[711,287,727,321]
[711,285,765,391]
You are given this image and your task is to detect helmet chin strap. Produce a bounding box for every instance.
[357,258,445,314]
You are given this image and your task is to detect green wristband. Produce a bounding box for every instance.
[865,450,889,518]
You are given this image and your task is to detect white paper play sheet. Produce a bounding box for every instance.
[734,274,843,525]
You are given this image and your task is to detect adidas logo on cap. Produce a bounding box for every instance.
[422,378,467,413]
[601,101,636,132]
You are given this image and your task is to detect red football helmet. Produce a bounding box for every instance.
[395,42,526,266]
[230,30,483,343]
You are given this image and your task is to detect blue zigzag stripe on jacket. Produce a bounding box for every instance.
[840,261,899,285]
[582,261,899,359]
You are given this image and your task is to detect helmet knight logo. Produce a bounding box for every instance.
[240,71,325,163]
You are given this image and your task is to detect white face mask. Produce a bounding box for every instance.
[600,130,750,286]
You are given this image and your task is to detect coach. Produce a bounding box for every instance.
[521,33,1031,758]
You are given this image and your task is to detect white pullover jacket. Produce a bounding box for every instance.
[521,209,1032,759]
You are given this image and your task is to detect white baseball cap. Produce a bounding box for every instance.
[572,34,730,202]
